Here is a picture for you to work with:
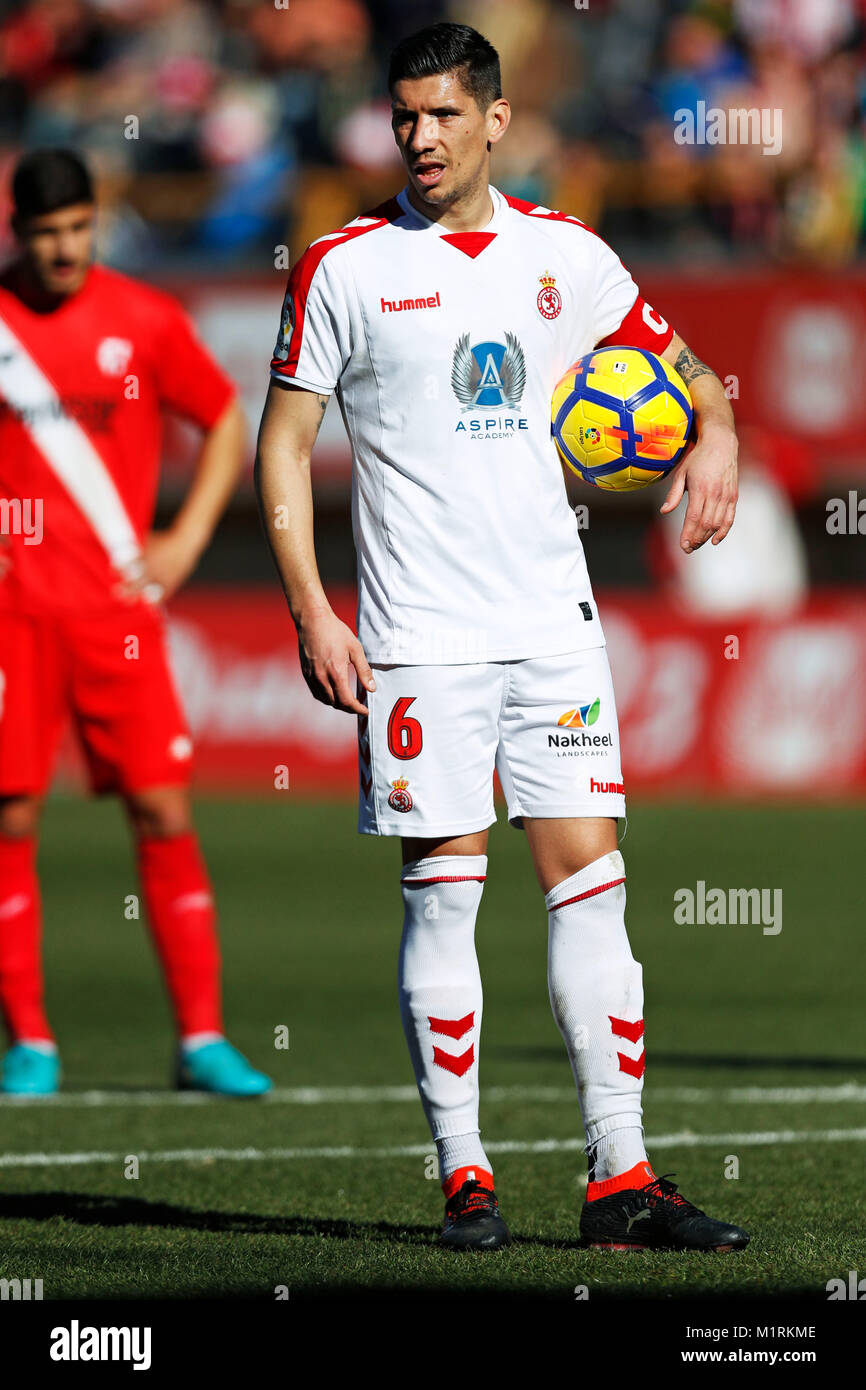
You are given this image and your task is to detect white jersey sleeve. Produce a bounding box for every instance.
[590,235,674,352]
[590,237,640,345]
[270,242,353,394]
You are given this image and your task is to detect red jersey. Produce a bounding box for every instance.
[0,263,235,614]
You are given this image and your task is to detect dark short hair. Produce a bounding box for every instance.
[12,148,94,221]
[388,22,501,110]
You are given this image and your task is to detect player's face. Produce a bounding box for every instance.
[391,71,509,215]
[15,202,95,297]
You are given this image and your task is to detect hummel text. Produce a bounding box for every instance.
[381,292,441,313]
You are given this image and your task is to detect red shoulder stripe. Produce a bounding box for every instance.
[503,191,613,251]
[276,200,401,378]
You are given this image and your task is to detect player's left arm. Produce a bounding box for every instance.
[129,296,247,602]
[140,395,246,600]
[659,333,738,552]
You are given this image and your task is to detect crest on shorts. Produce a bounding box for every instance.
[388,776,413,813]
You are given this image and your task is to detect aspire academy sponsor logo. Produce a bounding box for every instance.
[451,332,529,440]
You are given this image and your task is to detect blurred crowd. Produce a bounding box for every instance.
[0,0,864,268]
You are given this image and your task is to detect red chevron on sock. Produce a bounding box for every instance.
[617,1049,646,1079]
[433,1044,474,1077]
[428,1011,474,1040]
[609,1015,645,1044]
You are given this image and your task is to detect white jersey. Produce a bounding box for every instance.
[270,185,674,664]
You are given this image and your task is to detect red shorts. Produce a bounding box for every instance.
[0,604,193,797]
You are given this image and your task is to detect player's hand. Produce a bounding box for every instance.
[296,604,376,716]
[659,424,738,553]
[117,529,203,604]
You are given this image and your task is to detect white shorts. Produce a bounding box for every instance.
[357,646,625,837]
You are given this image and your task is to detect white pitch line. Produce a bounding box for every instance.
[1,1082,865,1108]
[654,1084,866,1105]
[1,1126,865,1170]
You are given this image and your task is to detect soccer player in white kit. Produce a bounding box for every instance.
[256,23,749,1253]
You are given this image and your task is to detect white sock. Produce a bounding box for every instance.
[18,1038,57,1054]
[180,1031,224,1054]
[398,855,490,1181]
[545,851,649,1183]
[435,1132,492,1185]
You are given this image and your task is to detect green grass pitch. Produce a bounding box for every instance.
[0,795,863,1301]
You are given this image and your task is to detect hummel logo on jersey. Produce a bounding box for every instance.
[381,292,440,313]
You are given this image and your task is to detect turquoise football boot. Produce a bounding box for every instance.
[176,1039,272,1096]
[1,1043,61,1095]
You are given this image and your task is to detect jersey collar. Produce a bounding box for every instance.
[395,184,506,237]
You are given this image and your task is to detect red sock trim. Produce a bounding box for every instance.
[586,1159,656,1202]
[442,1164,494,1199]
[402,876,486,885]
[549,877,625,911]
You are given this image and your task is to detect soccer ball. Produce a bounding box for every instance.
[551,346,693,491]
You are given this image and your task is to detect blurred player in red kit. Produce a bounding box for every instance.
[0,148,271,1096]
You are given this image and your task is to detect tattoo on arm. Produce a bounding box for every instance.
[314,395,328,436]
[673,346,714,387]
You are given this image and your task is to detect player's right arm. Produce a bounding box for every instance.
[254,378,374,717]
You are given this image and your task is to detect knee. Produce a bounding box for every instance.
[125,789,192,839]
[0,796,42,839]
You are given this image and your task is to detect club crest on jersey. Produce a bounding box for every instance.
[273,294,294,362]
[451,333,526,411]
[537,272,562,320]
[97,337,133,376]
[388,776,413,813]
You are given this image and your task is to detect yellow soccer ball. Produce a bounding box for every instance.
[551,347,693,491]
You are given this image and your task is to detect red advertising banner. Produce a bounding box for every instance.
[56,587,866,799]
[638,270,866,474]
